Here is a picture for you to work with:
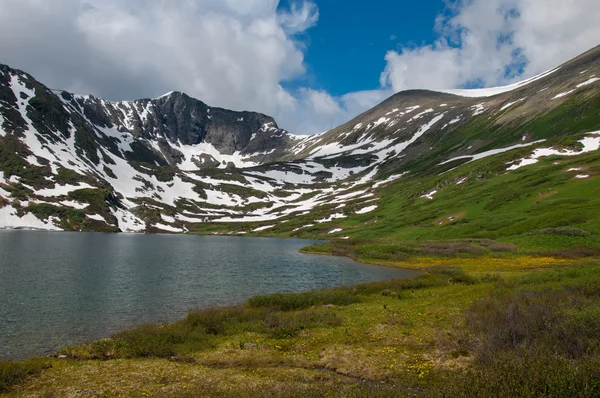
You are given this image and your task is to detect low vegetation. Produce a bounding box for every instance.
[0,359,50,393]
[3,254,599,396]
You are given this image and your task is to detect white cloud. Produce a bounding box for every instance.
[281,88,392,135]
[0,0,318,131]
[302,89,344,115]
[341,90,392,117]
[278,1,320,34]
[380,0,600,92]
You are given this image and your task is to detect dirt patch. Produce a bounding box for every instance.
[535,190,557,203]
[434,212,466,226]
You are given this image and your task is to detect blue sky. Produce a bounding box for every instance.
[280,0,448,96]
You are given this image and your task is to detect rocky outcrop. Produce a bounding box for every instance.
[63,90,292,159]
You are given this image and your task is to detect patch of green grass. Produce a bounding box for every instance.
[0,136,52,187]
[54,167,93,185]
[27,200,119,232]
[27,203,85,226]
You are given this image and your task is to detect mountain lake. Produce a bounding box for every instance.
[0,231,419,360]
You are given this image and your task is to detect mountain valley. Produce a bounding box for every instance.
[0,45,599,246]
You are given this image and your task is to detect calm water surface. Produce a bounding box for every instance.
[0,231,418,360]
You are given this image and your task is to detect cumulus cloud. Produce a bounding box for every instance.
[0,0,317,131]
[281,88,392,135]
[380,0,600,92]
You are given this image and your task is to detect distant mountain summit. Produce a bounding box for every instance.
[59,90,301,167]
[0,45,599,234]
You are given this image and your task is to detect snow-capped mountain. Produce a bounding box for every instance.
[0,45,599,234]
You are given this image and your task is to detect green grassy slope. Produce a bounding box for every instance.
[296,134,600,262]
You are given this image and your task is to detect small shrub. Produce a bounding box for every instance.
[59,338,118,360]
[466,286,600,361]
[419,242,486,256]
[111,323,210,358]
[354,272,452,295]
[479,273,503,283]
[484,241,517,252]
[547,246,600,259]
[431,353,600,397]
[427,266,476,285]
[185,307,245,335]
[0,359,50,393]
[247,288,358,311]
[432,267,600,396]
[526,227,590,237]
[264,309,343,339]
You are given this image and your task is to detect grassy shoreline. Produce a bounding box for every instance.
[2,240,600,397]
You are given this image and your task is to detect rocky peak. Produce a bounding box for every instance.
[63,89,289,157]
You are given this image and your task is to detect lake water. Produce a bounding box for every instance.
[0,231,418,360]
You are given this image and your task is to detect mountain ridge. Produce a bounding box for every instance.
[0,44,599,234]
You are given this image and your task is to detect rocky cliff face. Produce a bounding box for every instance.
[66,90,289,154]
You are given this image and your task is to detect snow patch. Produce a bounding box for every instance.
[471,103,486,116]
[408,108,433,123]
[372,173,407,188]
[253,225,274,232]
[438,67,560,98]
[420,190,438,200]
[552,90,576,100]
[292,224,314,232]
[440,140,545,166]
[154,223,182,233]
[577,77,599,88]
[156,91,175,99]
[35,183,95,197]
[86,214,106,222]
[161,214,176,223]
[60,200,89,210]
[551,78,598,100]
[172,141,259,170]
[315,213,346,223]
[500,98,526,111]
[0,205,63,230]
[356,205,377,214]
[507,135,600,171]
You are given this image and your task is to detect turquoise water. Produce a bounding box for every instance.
[0,231,418,360]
